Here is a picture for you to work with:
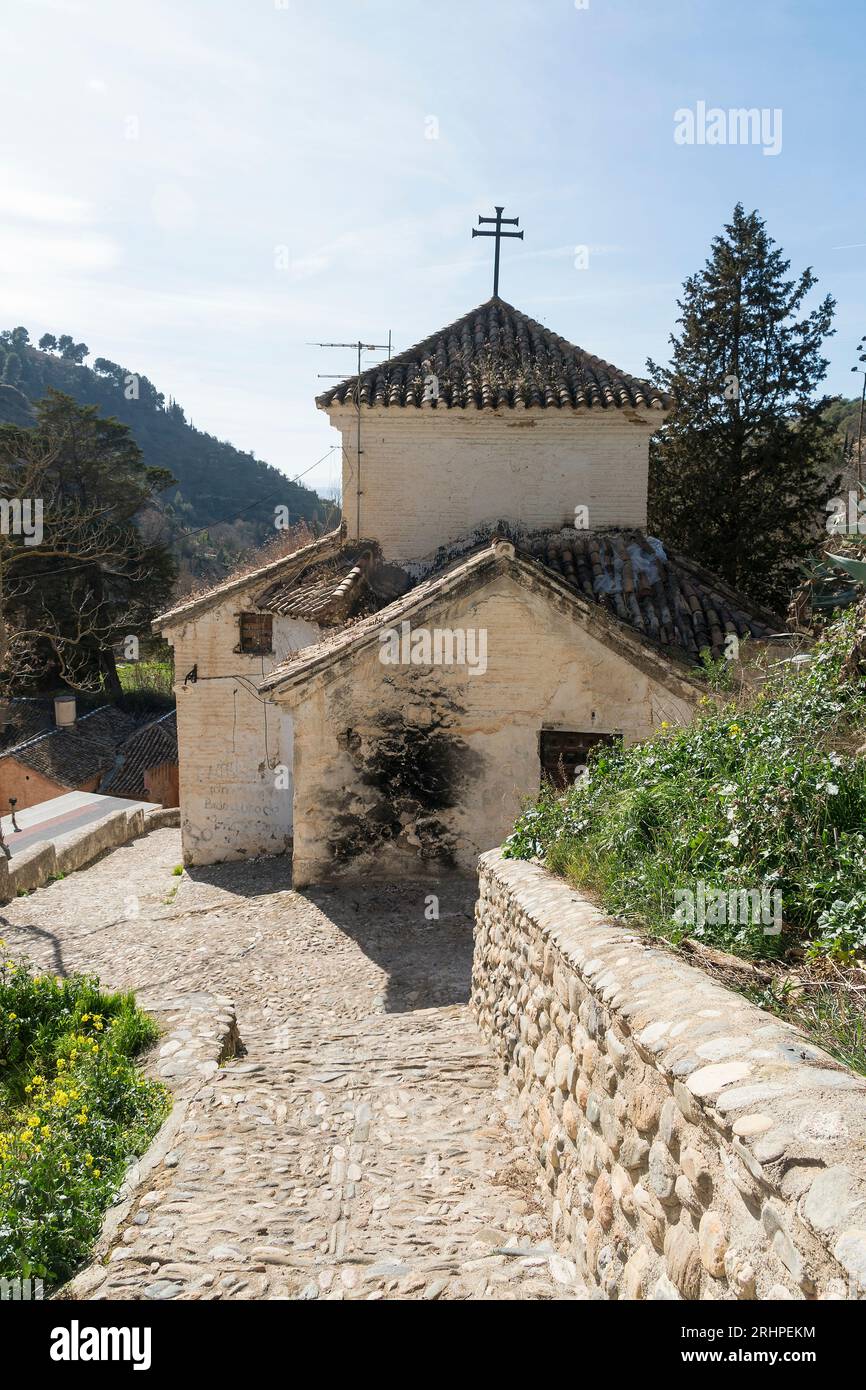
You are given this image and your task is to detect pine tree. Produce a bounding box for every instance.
[647,204,838,611]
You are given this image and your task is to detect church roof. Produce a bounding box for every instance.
[316,297,669,413]
[259,527,780,695]
[154,530,343,629]
[255,542,410,625]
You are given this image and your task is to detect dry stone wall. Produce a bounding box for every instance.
[473,850,866,1301]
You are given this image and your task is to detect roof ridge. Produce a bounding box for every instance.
[2,702,116,756]
[317,299,668,412]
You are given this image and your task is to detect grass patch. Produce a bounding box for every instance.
[117,660,173,699]
[0,948,170,1288]
[504,605,866,1067]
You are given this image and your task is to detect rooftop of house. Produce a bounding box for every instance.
[0,704,145,789]
[316,297,670,413]
[255,542,411,624]
[99,710,178,800]
[0,698,57,753]
[155,528,344,630]
[257,526,781,694]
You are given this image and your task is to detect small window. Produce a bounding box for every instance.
[540,730,616,791]
[239,612,273,655]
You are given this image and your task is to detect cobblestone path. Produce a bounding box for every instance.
[1,830,584,1301]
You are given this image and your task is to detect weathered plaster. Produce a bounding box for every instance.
[277,571,695,886]
[163,589,320,866]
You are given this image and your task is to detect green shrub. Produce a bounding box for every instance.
[504,607,866,965]
[0,949,169,1287]
[117,660,174,699]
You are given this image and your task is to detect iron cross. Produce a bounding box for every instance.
[472,205,524,298]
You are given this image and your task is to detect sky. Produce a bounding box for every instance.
[2,0,864,500]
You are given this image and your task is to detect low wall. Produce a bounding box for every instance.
[0,805,180,903]
[473,850,866,1301]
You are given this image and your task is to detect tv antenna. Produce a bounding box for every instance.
[315,334,393,538]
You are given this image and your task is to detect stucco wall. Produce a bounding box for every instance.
[165,593,320,866]
[473,850,866,1301]
[0,758,98,813]
[281,570,696,887]
[328,407,655,561]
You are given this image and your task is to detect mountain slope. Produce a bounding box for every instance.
[0,329,339,584]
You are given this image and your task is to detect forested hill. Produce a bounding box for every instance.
[0,327,339,586]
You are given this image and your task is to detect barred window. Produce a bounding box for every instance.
[239,612,273,655]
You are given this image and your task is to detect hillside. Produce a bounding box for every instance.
[0,328,339,588]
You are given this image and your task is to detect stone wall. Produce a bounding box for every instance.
[473,850,866,1301]
[0,804,178,904]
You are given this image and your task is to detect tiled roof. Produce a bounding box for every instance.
[2,705,142,788]
[99,711,177,800]
[256,545,379,623]
[0,699,55,753]
[155,530,343,629]
[524,529,778,661]
[316,298,669,412]
[260,528,779,694]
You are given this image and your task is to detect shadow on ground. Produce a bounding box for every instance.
[180,853,479,1013]
[301,876,478,1012]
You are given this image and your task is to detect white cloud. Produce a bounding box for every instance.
[0,230,119,274]
[0,179,91,225]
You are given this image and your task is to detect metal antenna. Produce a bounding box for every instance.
[472,205,524,298]
[315,337,392,538]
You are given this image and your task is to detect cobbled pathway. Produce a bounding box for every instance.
[1,829,584,1300]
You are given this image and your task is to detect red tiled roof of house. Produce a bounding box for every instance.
[99,711,177,800]
[2,705,143,788]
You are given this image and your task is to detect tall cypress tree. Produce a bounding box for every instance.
[647,204,837,611]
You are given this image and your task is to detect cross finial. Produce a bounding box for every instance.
[472,205,524,298]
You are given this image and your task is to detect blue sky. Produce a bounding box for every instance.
[2,0,864,497]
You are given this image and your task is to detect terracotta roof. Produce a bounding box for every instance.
[256,544,379,623]
[259,528,779,694]
[1,705,142,788]
[525,529,778,661]
[99,711,177,800]
[0,699,55,752]
[316,298,669,413]
[154,529,343,630]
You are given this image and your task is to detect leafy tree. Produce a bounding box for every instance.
[63,341,89,364]
[38,333,57,353]
[0,391,176,696]
[648,204,838,610]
